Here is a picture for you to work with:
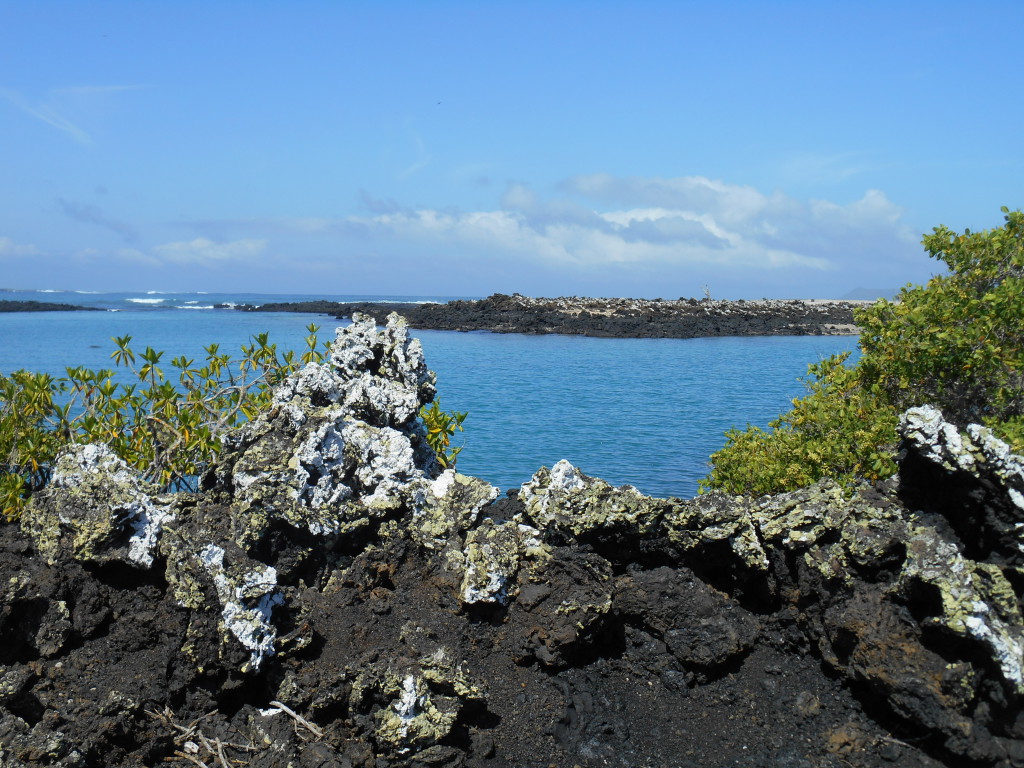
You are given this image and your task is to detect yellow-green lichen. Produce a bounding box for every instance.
[349,647,481,754]
[900,526,1024,693]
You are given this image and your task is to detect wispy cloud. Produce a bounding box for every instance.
[52,85,145,97]
[152,238,268,266]
[774,151,885,186]
[359,189,409,215]
[398,132,431,180]
[0,84,146,145]
[58,199,138,242]
[0,236,42,259]
[0,87,92,144]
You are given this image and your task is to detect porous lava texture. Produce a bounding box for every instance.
[2,314,1022,768]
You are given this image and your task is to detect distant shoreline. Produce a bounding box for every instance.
[234,293,866,339]
[0,300,105,313]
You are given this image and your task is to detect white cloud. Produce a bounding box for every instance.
[152,238,268,266]
[398,133,431,180]
[0,236,41,259]
[563,174,772,224]
[159,174,923,296]
[500,182,538,212]
[337,176,914,274]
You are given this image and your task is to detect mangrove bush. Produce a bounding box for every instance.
[704,206,1024,496]
[1,324,331,521]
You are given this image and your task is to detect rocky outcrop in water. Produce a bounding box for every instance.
[239,293,862,338]
[1,314,1022,767]
[0,301,103,313]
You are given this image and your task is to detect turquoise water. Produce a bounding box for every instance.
[0,291,858,498]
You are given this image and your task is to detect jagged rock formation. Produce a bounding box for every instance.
[1,314,1022,767]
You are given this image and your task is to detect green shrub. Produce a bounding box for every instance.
[1,325,330,521]
[703,207,1024,496]
[2,323,473,521]
[702,354,899,496]
[420,398,468,469]
[857,207,1023,447]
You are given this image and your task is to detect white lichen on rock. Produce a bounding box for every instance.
[460,519,523,605]
[272,360,344,411]
[902,406,1024,507]
[965,423,1024,513]
[330,312,436,426]
[900,405,1024,565]
[350,646,480,755]
[520,460,661,538]
[211,313,442,550]
[294,417,351,512]
[900,526,1024,693]
[902,405,974,471]
[409,470,498,556]
[126,502,176,568]
[342,421,421,508]
[22,443,174,568]
[197,544,283,672]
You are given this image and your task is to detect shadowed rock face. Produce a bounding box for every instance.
[2,314,1022,768]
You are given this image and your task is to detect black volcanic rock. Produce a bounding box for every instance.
[2,314,1021,767]
[0,300,103,313]
[240,293,864,338]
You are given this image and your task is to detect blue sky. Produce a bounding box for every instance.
[1,1,1021,299]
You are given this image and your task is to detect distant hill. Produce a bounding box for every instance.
[840,287,898,301]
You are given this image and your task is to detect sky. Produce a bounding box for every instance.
[1,1,1021,299]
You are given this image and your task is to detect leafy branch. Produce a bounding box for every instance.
[420,399,468,469]
[1,324,330,521]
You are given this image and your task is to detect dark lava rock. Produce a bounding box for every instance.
[1,315,1021,767]
[0,301,103,313]
[238,293,863,339]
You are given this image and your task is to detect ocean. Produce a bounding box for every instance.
[0,289,859,498]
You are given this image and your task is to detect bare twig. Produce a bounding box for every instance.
[173,751,211,768]
[215,738,230,768]
[875,734,912,749]
[267,700,324,738]
[148,707,255,765]
[196,733,214,755]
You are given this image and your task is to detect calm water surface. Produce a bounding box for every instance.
[0,299,858,498]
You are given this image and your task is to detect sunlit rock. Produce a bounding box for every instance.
[21,443,174,568]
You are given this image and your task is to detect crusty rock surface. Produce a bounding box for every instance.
[1,315,1022,767]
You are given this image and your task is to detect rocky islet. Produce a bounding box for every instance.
[237,293,864,339]
[0,301,103,313]
[1,313,1022,767]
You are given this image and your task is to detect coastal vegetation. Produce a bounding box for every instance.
[0,319,472,522]
[420,398,467,469]
[12,310,1021,766]
[3,208,1020,516]
[704,207,1024,496]
[0,324,332,521]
